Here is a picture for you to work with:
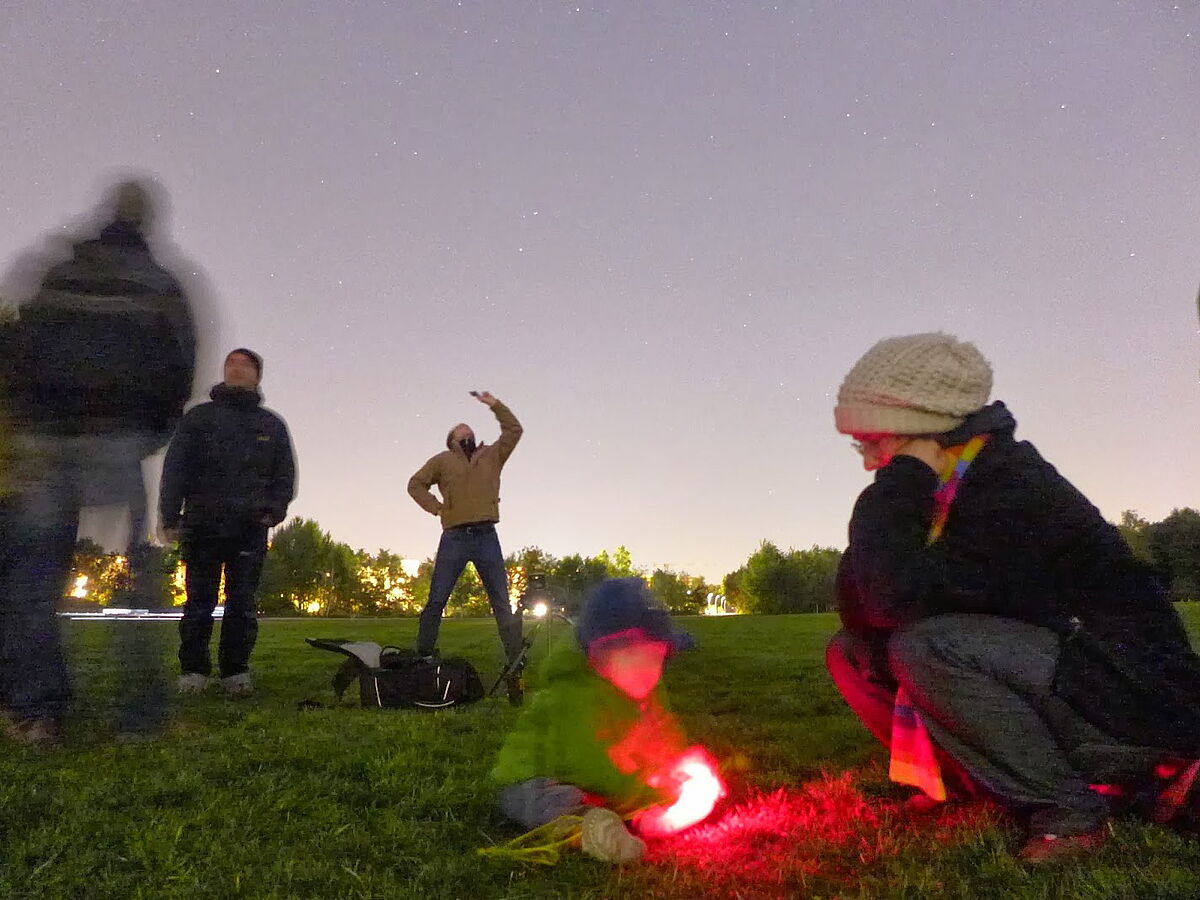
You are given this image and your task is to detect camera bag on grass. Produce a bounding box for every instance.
[305,638,485,709]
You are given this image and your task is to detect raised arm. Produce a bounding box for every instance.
[476,392,522,462]
[837,455,940,631]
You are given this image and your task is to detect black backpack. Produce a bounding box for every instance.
[306,639,485,709]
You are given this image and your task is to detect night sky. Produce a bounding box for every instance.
[2,2,1197,580]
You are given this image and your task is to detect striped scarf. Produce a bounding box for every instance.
[889,434,990,801]
[928,434,989,544]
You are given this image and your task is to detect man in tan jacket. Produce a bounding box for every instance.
[408,391,524,694]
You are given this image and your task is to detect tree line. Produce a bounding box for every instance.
[65,507,1200,616]
[67,519,724,617]
[1116,509,1200,601]
[723,507,1200,613]
[251,524,729,617]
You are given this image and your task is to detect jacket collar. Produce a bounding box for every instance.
[209,383,262,408]
[450,440,488,462]
[941,401,1016,444]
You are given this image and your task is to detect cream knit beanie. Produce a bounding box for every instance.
[834,333,993,435]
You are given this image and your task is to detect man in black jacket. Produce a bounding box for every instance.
[828,333,1200,864]
[0,180,196,745]
[159,349,295,695]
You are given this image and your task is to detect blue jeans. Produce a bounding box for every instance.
[417,523,522,662]
[0,431,156,724]
[499,778,587,829]
[0,490,74,723]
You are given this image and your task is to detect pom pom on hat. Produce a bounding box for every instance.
[834,333,993,436]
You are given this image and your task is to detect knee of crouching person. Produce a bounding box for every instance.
[887,618,943,681]
[825,630,854,675]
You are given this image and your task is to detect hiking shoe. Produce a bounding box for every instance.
[505,672,525,707]
[580,808,646,864]
[1017,824,1109,865]
[1153,758,1200,827]
[221,673,254,696]
[177,673,209,694]
[4,717,63,749]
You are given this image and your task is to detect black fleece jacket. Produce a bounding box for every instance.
[836,402,1200,751]
[159,384,295,539]
[2,220,195,436]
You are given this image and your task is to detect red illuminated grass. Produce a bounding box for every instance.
[645,771,1001,895]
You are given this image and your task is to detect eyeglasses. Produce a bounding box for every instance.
[851,434,936,456]
[849,434,888,455]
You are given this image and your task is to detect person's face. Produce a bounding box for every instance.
[451,424,475,445]
[850,433,910,472]
[588,635,671,700]
[223,353,260,389]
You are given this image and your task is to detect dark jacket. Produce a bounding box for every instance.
[407,400,522,529]
[2,221,195,439]
[836,401,1200,751]
[159,384,296,540]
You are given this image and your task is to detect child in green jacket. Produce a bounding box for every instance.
[491,578,720,861]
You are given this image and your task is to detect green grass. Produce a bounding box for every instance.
[4,611,1200,898]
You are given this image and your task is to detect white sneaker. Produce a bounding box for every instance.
[177,673,209,694]
[221,673,254,696]
[580,808,646,864]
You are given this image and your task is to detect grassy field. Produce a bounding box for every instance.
[4,611,1200,899]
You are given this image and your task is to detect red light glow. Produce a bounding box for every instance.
[645,772,1000,894]
[588,630,671,701]
[636,747,728,837]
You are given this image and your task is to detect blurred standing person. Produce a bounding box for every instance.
[0,180,196,745]
[159,349,295,696]
[408,391,525,702]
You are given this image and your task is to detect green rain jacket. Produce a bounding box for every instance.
[490,635,687,811]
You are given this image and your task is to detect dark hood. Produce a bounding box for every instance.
[210,383,262,408]
[941,401,1016,444]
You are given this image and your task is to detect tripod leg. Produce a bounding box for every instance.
[489,630,534,698]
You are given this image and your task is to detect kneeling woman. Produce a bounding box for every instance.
[827,333,1200,863]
